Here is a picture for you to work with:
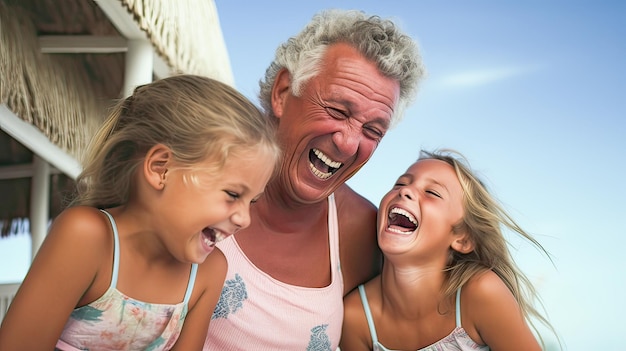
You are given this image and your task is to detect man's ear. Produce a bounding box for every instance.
[271,68,291,119]
[144,144,171,190]
[451,233,475,254]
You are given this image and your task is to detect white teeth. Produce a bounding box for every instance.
[313,149,342,168]
[309,163,332,179]
[202,235,214,247]
[203,228,228,246]
[214,231,227,243]
[388,227,413,235]
[310,149,343,179]
[390,207,417,225]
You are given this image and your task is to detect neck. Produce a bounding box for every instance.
[106,205,178,264]
[253,180,331,235]
[380,261,448,319]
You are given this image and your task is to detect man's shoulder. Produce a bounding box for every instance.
[333,184,377,237]
[334,184,377,214]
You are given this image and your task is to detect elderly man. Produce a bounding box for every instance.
[205,9,425,350]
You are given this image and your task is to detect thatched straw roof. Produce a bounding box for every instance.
[0,0,231,237]
[120,0,232,80]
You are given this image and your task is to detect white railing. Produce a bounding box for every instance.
[0,283,20,322]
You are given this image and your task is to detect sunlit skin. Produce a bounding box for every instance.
[270,42,399,206]
[136,146,274,266]
[341,159,542,351]
[377,159,466,270]
[0,145,276,351]
[235,42,401,294]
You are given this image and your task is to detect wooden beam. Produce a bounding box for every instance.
[123,39,154,97]
[29,155,49,258]
[93,0,147,39]
[0,163,61,180]
[0,105,82,180]
[93,0,171,78]
[39,35,127,54]
[38,34,170,79]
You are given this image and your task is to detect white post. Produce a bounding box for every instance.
[29,155,49,260]
[123,39,154,97]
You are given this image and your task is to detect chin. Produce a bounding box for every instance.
[299,182,339,203]
[190,249,213,264]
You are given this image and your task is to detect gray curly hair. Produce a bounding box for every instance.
[259,9,425,127]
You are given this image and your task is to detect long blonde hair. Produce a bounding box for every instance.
[73,74,281,208]
[420,149,559,348]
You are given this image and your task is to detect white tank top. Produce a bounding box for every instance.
[204,194,344,351]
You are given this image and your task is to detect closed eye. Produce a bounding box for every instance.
[225,191,240,200]
[426,190,442,198]
[325,106,348,119]
[324,106,386,141]
[394,175,411,188]
[363,125,385,140]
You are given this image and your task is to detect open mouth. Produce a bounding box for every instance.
[201,227,228,247]
[309,148,343,180]
[387,207,418,234]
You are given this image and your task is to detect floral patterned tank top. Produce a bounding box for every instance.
[56,210,198,351]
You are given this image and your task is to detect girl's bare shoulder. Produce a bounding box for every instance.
[48,206,113,249]
[193,246,228,291]
[463,270,512,303]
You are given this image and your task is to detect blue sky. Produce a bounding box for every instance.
[212,1,625,349]
[1,1,624,349]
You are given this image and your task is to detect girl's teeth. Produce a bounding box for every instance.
[214,232,226,243]
[203,236,214,246]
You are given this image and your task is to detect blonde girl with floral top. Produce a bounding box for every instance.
[0,75,281,351]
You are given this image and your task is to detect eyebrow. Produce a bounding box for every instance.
[231,183,251,193]
[325,96,392,129]
[425,177,450,195]
[397,173,413,182]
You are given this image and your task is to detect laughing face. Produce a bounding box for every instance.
[156,148,275,264]
[272,43,400,204]
[377,159,466,263]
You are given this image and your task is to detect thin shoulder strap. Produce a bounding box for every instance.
[183,263,198,304]
[327,193,341,283]
[358,284,379,345]
[100,209,197,303]
[455,286,462,327]
[99,209,120,289]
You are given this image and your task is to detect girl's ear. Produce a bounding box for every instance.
[451,233,475,254]
[271,68,291,119]
[144,144,171,190]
